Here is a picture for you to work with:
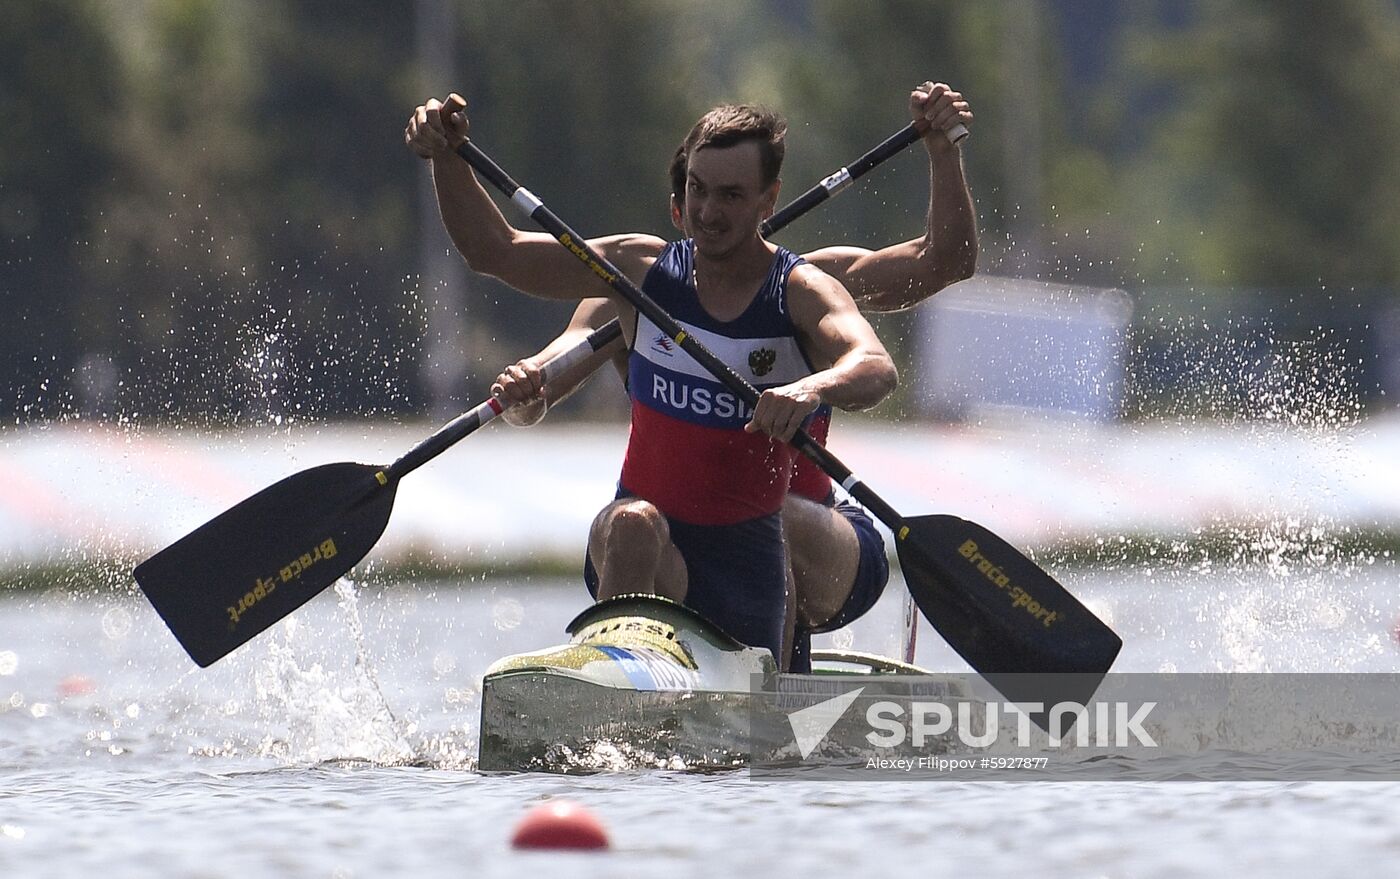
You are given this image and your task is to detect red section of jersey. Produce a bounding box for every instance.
[620,399,796,525]
[789,410,833,502]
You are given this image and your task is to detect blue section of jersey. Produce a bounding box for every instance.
[639,239,805,337]
[630,357,757,431]
[627,239,814,431]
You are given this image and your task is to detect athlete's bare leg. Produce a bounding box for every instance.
[588,498,688,603]
[783,495,861,630]
[780,563,797,672]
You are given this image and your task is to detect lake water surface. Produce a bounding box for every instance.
[3,562,1400,878]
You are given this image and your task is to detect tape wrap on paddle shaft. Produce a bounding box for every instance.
[511,187,544,216]
[821,167,854,195]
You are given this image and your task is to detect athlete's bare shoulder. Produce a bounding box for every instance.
[592,233,669,280]
[788,259,854,303]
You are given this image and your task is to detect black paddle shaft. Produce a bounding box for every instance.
[761,124,922,235]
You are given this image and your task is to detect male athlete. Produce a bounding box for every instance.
[485,83,976,671]
[405,95,901,665]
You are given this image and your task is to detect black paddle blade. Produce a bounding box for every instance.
[133,462,397,667]
[896,514,1122,690]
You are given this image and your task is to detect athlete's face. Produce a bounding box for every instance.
[681,141,779,260]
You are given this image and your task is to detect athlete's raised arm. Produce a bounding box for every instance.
[801,81,977,312]
[405,93,663,301]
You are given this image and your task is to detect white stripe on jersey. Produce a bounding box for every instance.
[634,314,812,386]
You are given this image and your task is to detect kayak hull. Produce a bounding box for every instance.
[477,594,972,773]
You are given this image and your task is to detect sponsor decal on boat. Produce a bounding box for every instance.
[596,645,700,691]
[574,616,698,668]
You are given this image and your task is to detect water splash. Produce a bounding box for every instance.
[248,580,415,765]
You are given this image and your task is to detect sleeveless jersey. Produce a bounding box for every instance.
[620,239,816,525]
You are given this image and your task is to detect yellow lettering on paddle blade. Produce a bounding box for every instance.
[956,538,1058,626]
[226,537,339,629]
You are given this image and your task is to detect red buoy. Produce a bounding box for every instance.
[511,800,610,850]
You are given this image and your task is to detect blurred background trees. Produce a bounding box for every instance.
[3,0,1398,424]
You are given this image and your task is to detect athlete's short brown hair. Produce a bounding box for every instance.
[679,104,787,190]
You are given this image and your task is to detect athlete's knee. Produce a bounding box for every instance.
[603,499,671,548]
[591,500,687,601]
[785,503,858,589]
[781,496,826,577]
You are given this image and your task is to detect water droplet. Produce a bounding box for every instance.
[432,652,457,675]
[102,607,132,640]
[492,598,524,631]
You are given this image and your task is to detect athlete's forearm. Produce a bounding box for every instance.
[806,142,978,314]
[500,301,628,427]
[497,327,589,428]
[540,298,627,406]
[500,340,618,427]
[430,153,519,278]
[922,140,977,292]
[802,348,898,413]
[539,332,624,408]
[859,144,976,313]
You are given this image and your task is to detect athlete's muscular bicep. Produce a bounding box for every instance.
[803,241,948,313]
[785,265,897,412]
[787,266,888,370]
[476,231,664,303]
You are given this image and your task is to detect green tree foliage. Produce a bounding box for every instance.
[4,0,1392,424]
[87,0,424,421]
[1066,0,1400,289]
[0,0,123,416]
